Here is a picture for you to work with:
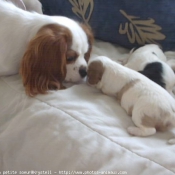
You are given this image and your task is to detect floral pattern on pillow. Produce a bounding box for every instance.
[119,10,166,46]
[69,0,94,25]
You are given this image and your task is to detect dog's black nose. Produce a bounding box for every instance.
[79,67,87,78]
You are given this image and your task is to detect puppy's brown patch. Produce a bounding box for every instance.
[117,79,140,102]
[87,61,104,85]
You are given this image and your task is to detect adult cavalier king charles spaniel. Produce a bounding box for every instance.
[0,0,93,96]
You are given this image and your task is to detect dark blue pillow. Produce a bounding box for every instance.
[40,0,175,51]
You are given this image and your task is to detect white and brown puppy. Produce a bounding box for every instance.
[87,56,175,144]
[124,44,175,97]
[0,0,93,96]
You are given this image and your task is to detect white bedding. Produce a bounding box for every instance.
[0,40,175,175]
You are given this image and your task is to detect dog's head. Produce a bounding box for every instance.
[87,59,105,87]
[20,17,93,96]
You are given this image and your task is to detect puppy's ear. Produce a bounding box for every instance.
[20,24,72,96]
[80,24,94,62]
[87,60,104,85]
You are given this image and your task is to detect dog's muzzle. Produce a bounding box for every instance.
[79,66,87,78]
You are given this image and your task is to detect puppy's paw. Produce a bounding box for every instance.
[127,126,156,137]
[127,126,141,136]
[168,138,175,144]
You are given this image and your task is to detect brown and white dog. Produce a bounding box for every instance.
[0,0,93,96]
[87,56,175,144]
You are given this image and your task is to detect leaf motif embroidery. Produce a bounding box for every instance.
[119,10,166,45]
[69,0,94,25]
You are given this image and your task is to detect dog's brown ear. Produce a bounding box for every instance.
[80,23,94,62]
[87,60,104,85]
[20,24,72,96]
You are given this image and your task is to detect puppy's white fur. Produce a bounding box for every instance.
[125,44,175,96]
[87,56,175,144]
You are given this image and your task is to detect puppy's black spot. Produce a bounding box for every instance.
[139,62,166,89]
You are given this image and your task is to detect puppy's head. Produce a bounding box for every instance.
[20,20,93,96]
[87,60,105,86]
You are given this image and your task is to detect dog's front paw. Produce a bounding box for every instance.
[127,126,140,136]
[127,126,156,137]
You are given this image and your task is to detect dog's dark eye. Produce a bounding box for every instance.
[67,57,76,62]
